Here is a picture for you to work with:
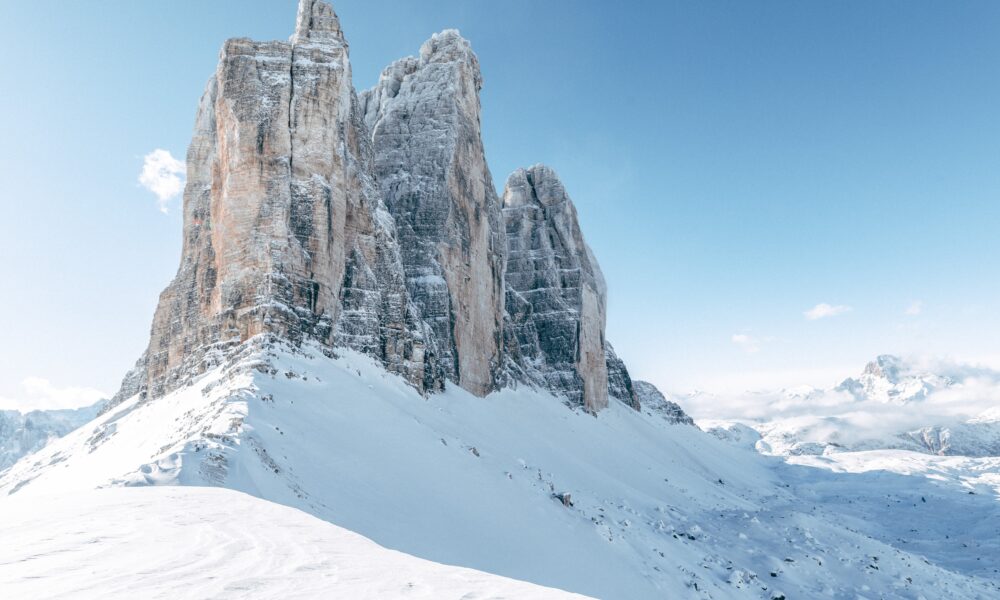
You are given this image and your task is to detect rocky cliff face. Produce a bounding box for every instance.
[114,0,645,414]
[360,31,506,397]
[632,381,694,425]
[606,344,641,410]
[125,0,424,405]
[502,166,612,412]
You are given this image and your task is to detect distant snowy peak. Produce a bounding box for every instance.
[701,354,1000,458]
[835,354,954,405]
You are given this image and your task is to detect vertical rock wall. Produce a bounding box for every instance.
[360,31,506,397]
[133,0,424,402]
[502,165,614,413]
[114,1,646,415]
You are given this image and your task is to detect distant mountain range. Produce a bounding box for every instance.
[698,355,1000,457]
[0,401,105,471]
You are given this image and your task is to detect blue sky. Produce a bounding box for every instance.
[1,1,999,408]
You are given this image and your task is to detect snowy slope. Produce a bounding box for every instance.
[0,486,590,600]
[3,338,999,599]
[0,401,104,471]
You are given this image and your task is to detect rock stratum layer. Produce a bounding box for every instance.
[115,0,644,414]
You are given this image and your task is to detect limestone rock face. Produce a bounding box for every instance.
[130,0,424,403]
[605,343,641,410]
[114,0,648,415]
[360,31,506,397]
[633,381,695,425]
[502,165,630,413]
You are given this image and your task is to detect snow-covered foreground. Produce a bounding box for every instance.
[0,486,589,599]
[3,339,999,598]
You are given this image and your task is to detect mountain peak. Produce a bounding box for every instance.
[504,165,568,209]
[419,29,472,63]
[292,0,344,45]
[864,354,903,381]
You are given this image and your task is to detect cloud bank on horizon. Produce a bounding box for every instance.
[681,355,1000,446]
[0,378,107,412]
[139,149,186,213]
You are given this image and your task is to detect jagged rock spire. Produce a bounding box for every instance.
[360,29,506,397]
[113,2,642,416]
[112,0,424,407]
[502,165,621,413]
[292,0,344,44]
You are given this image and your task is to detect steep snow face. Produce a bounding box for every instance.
[694,355,1000,457]
[4,339,999,599]
[0,486,590,600]
[0,402,104,471]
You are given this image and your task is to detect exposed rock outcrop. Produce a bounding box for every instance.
[606,343,641,410]
[360,30,506,397]
[633,381,694,425]
[113,0,647,416]
[124,0,424,405]
[502,165,637,413]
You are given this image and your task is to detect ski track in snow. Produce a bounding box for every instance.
[2,341,999,599]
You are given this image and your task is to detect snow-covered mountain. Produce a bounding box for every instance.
[4,339,1000,599]
[3,2,999,599]
[0,401,104,471]
[698,355,1000,457]
[837,354,964,405]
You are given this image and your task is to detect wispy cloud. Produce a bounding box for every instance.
[731,334,761,354]
[804,303,852,320]
[904,300,923,316]
[0,377,106,412]
[139,149,185,213]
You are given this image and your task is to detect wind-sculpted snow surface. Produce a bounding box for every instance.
[0,486,590,600]
[4,339,999,599]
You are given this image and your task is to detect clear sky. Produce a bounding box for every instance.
[2,1,999,409]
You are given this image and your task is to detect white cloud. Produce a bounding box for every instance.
[139,149,186,213]
[804,303,852,320]
[0,377,107,412]
[731,334,761,354]
[904,300,923,316]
